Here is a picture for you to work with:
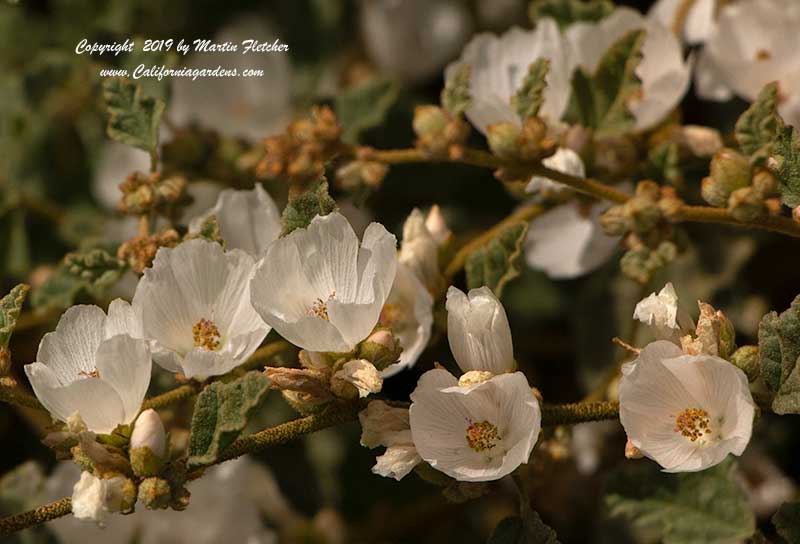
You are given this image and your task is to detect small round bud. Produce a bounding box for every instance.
[138,477,171,510]
[412,106,448,138]
[357,330,402,371]
[730,345,760,382]
[486,122,522,160]
[728,186,765,222]
[752,169,778,196]
[703,148,751,207]
[599,205,630,236]
[681,125,722,157]
[626,198,662,234]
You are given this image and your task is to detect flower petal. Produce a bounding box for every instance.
[36,305,107,384]
[372,445,422,481]
[94,335,152,425]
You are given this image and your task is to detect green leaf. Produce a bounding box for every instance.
[757,294,800,414]
[770,120,800,207]
[334,77,398,144]
[185,215,225,246]
[101,77,165,154]
[187,371,272,467]
[442,64,471,117]
[529,0,614,31]
[512,58,550,121]
[0,284,28,349]
[465,222,528,298]
[605,460,755,544]
[735,82,781,159]
[31,250,126,312]
[280,180,338,236]
[563,30,645,137]
[647,141,683,187]
[488,512,559,544]
[773,501,800,543]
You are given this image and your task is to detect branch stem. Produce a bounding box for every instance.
[0,498,72,537]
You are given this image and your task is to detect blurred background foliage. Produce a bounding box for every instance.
[0,0,798,542]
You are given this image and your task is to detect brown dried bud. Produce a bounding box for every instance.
[117,229,180,274]
[119,172,188,217]
[414,106,469,157]
[727,186,765,222]
[335,160,389,191]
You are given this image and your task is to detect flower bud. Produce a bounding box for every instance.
[752,169,778,196]
[486,122,522,160]
[357,329,402,371]
[518,117,556,161]
[425,205,451,247]
[137,477,172,510]
[702,148,750,207]
[130,409,167,477]
[728,186,765,222]
[730,345,760,382]
[413,106,468,157]
[681,125,722,157]
[599,205,630,236]
[626,197,662,234]
[412,105,448,137]
[335,160,389,191]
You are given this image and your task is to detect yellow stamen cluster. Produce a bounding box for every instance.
[674,408,712,442]
[193,318,221,351]
[309,291,336,321]
[78,368,101,379]
[465,420,500,452]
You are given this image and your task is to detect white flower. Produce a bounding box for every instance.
[524,202,619,279]
[24,302,151,434]
[447,19,573,133]
[189,184,282,257]
[132,239,270,380]
[425,204,452,246]
[359,400,421,480]
[130,409,166,457]
[169,16,291,140]
[331,360,383,399]
[633,282,693,342]
[93,143,150,210]
[360,0,472,83]
[380,264,434,377]
[619,340,755,472]
[398,208,440,293]
[409,369,540,482]
[71,472,130,523]
[648,0,717,45]
[250,212,397,353]
[566,7,691,131]
[446,286,515,374]
[694,0,800,127]
[526,147,585,195]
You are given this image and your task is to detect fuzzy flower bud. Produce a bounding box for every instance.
[728,186,765,222]
[130,409,167,477]
[730,345,760,382]
[752,169,778,196]
[681,125,723,157]
[335,160,389,191]
[425,205,451,247]
[702,148,751,207]
[137,477,172,510]
[486,122,521,160]
[357,329,402,371]
[413,105,468,157]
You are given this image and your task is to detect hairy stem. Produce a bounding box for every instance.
[541,401,620,425]
[0,379,44,411]
[0,498,72,536]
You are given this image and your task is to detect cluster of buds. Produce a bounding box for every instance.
[680,302,737,360]
[117,229,180,274]
[64,248,125,283]
[335,158,389,193]
[118,171,189,219]
[560,126,639,182]
[701,148,780,221]
[265,329,402,415]
[412,105,469,158]
[257,106,344,188]
[486,117,556,163]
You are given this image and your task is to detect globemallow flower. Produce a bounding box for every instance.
[398,208,440,293]
[189,184,281,257]
[633,282,693,342]
[251,212,397,353]
[566,7,691,131]
[71,472,133,523]
[380,263,434,377]
[409,369,541,482]
[24,302,151,434]
[446,18,573,133]
[446,286,514,374]
[360,400,421,480]
[619,341,755,472]
[132,239,270,380]
[648,0,717,45]
[694,0,800,127]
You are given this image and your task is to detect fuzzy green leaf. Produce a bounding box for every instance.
[564,30,645,137]
[606,460,755,544]
[647,141,683,187]
[185,215,225,246]
[280,180,337,236]
[187,371,272,467]
[512,58,550,121]
[529,0,614,30]
[465,222,528,298]
[0,284,28,349]
[770,120,800,207]
[335,77,398,144]
[735,82,781,159]
[488,512,560,544]
[31,250,126,312]
[442,64,471,117]
[757,294,800,413]
[773,501,800,543]
[102,77,165,154]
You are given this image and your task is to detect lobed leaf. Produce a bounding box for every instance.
[441,63,471,117]
[465,222,528,298]
[31,250,126,312]
[512,58,550,121]
[771,121,800,208]
[0,284,29,349]
[280,180,337,236]
[735,82,780,159]
[335,77,398,144]
[101,77,165,154]
[187,371,272,467]
[529,0,614,30]
[757,294,800,413]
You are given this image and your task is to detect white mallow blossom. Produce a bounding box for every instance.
[189,184,282,256]
[380,263,434,377]
[446,18,573,133]
[648,0,717,45]
[250,212,397,353]
[446,286,515,374]
[359,400,421,480]
[694,0,800,127]
[132,239,270,380]
[567,7,691,131]
[24,301,151,434]
[633,282,693,341]
[619,341,755,472]
[71,472,131,523]
[398,208,440,293]
[409,369,541,482]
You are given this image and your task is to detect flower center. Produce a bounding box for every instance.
[674,408,712,442]
[755,48,772,61]
[193,318,221,351]
[308,292,336,321]
[465,419,500,452]
[78,368,100,379]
